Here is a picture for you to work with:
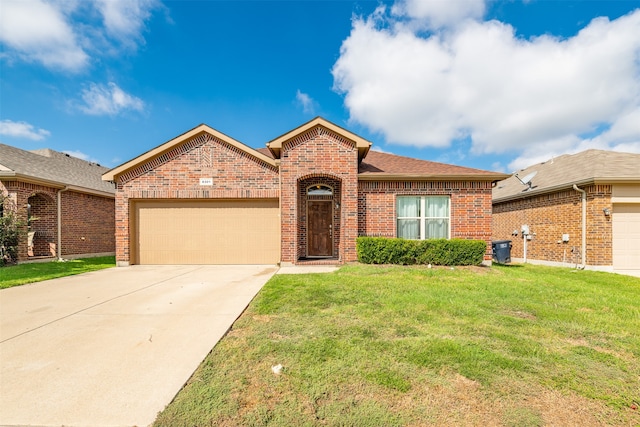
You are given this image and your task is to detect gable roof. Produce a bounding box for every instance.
[266,117,371,161]
[493,149,640,203]
[102,124,277,181]
[0,143,115,196]
[102,119,507,184]
[359,150,508,181]
[255,147,275,159]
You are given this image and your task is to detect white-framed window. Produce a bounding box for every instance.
[397,196,450,239]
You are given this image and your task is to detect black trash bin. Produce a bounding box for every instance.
[492,240,512,264]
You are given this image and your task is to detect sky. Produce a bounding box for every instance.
[1,0,640,174]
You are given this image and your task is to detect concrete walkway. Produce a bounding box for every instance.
[0,265,277,427]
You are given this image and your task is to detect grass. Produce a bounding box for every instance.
[0,256,116,289]
[153,264,640,427]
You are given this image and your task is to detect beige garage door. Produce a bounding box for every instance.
[135,200,280,265]
[612,203,640,273]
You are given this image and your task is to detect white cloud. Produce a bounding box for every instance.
[491,161,507,173]
[62,150,100,164]
[0,0,161,72]
[94,0,160,47]
[508,107,640,171]
[333,2,640,168]
[0,0,88,71]
[370,146,393,154]
[295,90,317,115]
[580,108,640,151]
[391,0,486,30]
[0,120,51,140]
[78,82,145,116]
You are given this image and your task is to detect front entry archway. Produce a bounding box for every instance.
[26,193,57,258]
[298,178,341,261]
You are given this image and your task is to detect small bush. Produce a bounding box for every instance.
[1,194,24,266]
[357,237,486,266]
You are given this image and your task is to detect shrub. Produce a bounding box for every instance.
[0,194,24,266]
[357,237,486,266]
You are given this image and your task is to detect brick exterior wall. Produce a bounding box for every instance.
[61,191,115,256]
[492,185,613,266]
[358,181,495,260]
[1,180,114,261]
[279,127,359,263]
[114,132,279,264]
[28,193,57,257]
[112,127,499,266]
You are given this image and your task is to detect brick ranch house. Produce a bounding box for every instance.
[0,143,115,262]
[102,117,508,266]
[492,149,640,277]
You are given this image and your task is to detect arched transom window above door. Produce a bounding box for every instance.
[307,185,333,196]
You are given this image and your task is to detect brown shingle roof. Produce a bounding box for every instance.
[256,147,274,159]
[359,150,507,180]
[259,146,506,180]
[0,143,115,195]
[493,149,640,202]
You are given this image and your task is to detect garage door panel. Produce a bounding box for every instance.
[612,203,640,272]
[135,200,280,265]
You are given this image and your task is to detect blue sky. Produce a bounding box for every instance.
[1,0,639,173]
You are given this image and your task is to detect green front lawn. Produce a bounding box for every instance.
[154,264,640,427]
[0,256,116,289]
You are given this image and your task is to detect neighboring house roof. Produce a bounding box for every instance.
[493,149,640,203]
[0,143,115,196]
[266,116,371,161]
[102,124,277,181]
[359,150,508,181]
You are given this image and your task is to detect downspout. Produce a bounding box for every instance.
[276,160,283,266]
[57,186,69,260]
[573,185,586,269]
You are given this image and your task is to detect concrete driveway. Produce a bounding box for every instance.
[0,264,277,427]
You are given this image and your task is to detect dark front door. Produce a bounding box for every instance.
[308,201,333,257]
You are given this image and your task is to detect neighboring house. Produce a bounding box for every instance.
[492,149,640,277]
[0,143,116,262]
[102,117,507,266]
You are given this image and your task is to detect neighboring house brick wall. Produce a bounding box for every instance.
[358,181,495,260]
[61,191,115,256]
[279,127,359,263]
[492,185,613,266]
[1,181,115,261]
[28,192,57,257]
[114,133,279,264]
[1,181,58,260]
[587,185,614,266]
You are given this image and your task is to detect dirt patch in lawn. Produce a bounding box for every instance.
[399,374,635,427]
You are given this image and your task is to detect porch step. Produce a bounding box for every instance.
[295,258,342,266]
